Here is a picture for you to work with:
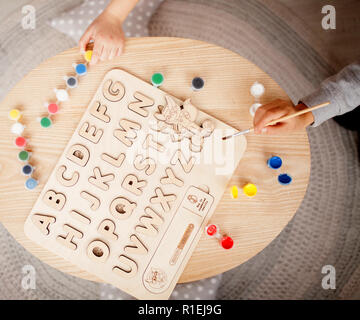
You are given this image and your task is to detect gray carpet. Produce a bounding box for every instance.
[149,0,360,299]
[0,0,359,300]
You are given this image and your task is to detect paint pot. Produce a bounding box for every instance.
[66,76,78,89]
[230,185,239,199]
[47,103,59,115]
[191,77,205,91]
[40,117,52,128]
[9,109,21,121]
[151,73,164,87]
[22,164,34,176]
[84,50,92,62]
[205,224,234,250]
[25,177,38,190]
[267,156,282,170]
[278,173,292,185]
[243,183,257,197]
[221,236,234,250]
[11,122,25,135]
[18,150,30,161]
[75,63,87,76]
[15,136,27,148]
[55,89,69,102]
[250,81,265,98]
[249,103,262,117]
[205,224,219,237]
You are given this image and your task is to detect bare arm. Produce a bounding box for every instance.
[79,0,139,64]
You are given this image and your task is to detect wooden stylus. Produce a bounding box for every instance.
[222,101,330,140]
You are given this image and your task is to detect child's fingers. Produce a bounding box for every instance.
[79,29,93,53]
[117,41,124,55]
[90,42,103,65]
[115,47,122,57]
[108,47,117,60]
[261,122,291,135]
[100,45,111,61]
[254,106,287,134]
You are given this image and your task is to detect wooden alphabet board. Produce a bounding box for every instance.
[24,69,246,299]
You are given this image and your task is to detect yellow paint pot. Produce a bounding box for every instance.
[84,50,93,62]
[230,185,238,199]
[243,183,257,197]
[9,109,21,121]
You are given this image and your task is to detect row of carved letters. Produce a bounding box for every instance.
[32,79,197,279]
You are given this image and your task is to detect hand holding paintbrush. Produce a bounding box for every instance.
[223,100,330,140]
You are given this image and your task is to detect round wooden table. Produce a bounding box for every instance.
[0,37,310,283]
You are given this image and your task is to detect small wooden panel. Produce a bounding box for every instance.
[23,69,246,300]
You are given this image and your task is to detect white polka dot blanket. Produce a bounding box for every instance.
[48,0,164,42]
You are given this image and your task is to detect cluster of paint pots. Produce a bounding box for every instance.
[151,72,205,91]
[39,50,93,128]
[8,109,38,190]
[249,81,265,117]
[8,50,93,190]
[231,183,258,199]
[230,156,292,199]
[205,224,234,250]
[267,156,292,185]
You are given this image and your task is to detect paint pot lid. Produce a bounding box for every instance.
[250,81,265,98]
[40,117,52,128]
[84,50,92,62]
[15,136,27,147]
[22,164,33,175]
[11,122,25,135]
[206,224,218,236]
[25,178,38,190]
[66,77,77,87]
[268,156,283,169]
[221,236,234,249]
[18,150,29,161]
[55,89,69,102]
[9,109,21,121]
[249,103,262,117]
[75,63,87,75]
[192,77,205,90]
[151,73,164,86]
[243,183,257,197]
[47,103,59,114]
[231,185,239,199]
[278,173,292,185]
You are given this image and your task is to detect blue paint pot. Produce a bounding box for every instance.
[75,63,87,76]
[22,164,33,176]
[278,173,292,185]
[25,178,38,190]
[267,156,282,169]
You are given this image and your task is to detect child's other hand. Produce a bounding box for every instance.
[79,10,125,65]
[253,99,314,135]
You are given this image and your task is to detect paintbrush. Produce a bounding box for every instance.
[222,101,330,140]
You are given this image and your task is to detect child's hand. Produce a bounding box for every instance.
[253,99,314,135]
[79,10,125,65]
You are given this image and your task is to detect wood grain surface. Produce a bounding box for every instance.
[0,37,310,283]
